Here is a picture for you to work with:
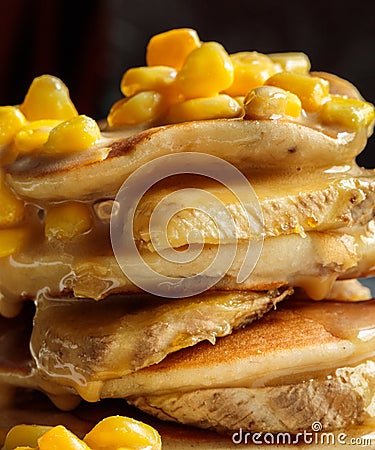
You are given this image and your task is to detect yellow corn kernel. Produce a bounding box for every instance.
[176,42,234,99]
[223,52,278,97]
[0,106,27,146]
[45,201,93,240]
[146,27,201,69]
[235,96,245,107]
[244,86,302,120]
[107,91,166,127]
[121,66,179,100]
[13,120,62,155]
[0,145,19,166]
[4,425,53,450]
[38,425,91,450]
[0,175,24,227]
[268,52,311,74]
[266,71,330,112]
[20,75,78,121]
[166,94,242,123]
[43,115,100,155]
[0,226,29,258]
[320,96,375,130]
[83,415,162,450]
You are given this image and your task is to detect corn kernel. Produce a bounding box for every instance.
[121,66,178,100]
[234,96,245,107]
[224,52,278,97]
[38,425,91,450]
[146,28,201,69]
[4,425,53,450]
[268,52,311,74]
[244,86,302,120]
[107,91,166,127]
[266,71,330,112]
[20,75,78,121]
[84,415,162,450]
[0,226,29,258]
[13,120,62,155]
[0,174,24,227]
[320,96,375,130]
[176,42,234,99]
[166,94,242,123]
[43,115,100,155]
[0,106,27,146]
[45,201,93,240]
[0,144,19,167]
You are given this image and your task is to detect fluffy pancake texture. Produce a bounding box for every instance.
[101,300,375,398]
[133,169,375,246]
[2,298,375,434]
[30,289,291,398]
[5,118,370,202]
[125,300,375,433]
[0,68,375,310]
[1,28,375,443]
[1,220,374,307]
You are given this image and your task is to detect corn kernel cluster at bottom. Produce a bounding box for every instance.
[4,415,162,450]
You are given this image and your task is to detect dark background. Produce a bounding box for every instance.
[1,0,374,166]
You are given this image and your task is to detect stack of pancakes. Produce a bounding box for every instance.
[1,33,375,444]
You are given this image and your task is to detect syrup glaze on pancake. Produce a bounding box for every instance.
[30,288,292,391]
[105,299,375,399]
[6,119,370,202]
[1,72,375,313]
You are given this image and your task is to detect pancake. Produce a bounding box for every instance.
[123,299,375,434]
[103,299,375,397]
[132,168,375,246]
[30,288,292,397]
[1,27,375,446]
[2,298,375,436]
[5,117,370,202]
[4,69,372,202]
[1,64,374,313]
[1,220,374,312]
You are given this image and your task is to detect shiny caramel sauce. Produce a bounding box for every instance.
[1,36,375,446]
[291,299,375,343]
[249,299,375,389]
[29,299,375,403]
[0,197,115,310]
[1,296,375,436]
[0,91,374,312]
[1,163,375,311]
